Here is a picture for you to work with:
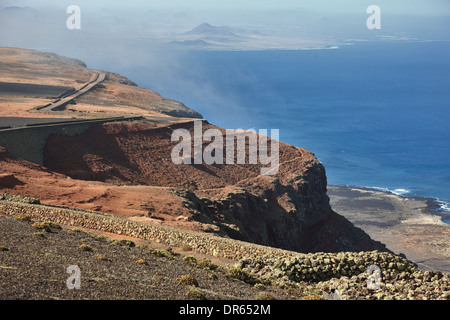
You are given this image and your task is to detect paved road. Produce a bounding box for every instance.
[0,72,147,131]
[37,72,106,112]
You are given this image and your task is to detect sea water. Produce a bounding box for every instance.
[133,41,450,219]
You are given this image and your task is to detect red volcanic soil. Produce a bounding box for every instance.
[43,120,317,193]
[0,145,202,232]
[0,120,386,252]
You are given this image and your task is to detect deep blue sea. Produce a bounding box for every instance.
[128,41,450,221]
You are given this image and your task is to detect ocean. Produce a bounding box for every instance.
[127,41,450,221]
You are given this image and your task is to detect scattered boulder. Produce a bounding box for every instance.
[0,174,24,188]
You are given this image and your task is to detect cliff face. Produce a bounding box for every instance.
[176,157,386,253]
[42,120,387,253]
[0,46,386,254]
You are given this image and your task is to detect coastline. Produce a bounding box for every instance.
[327,185,450,273]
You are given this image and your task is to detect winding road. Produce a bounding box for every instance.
[37,71,106,112]
[0,70,145,131]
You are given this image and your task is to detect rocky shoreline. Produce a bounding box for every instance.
[327,185,450,273]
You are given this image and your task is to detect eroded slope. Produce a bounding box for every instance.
[40,120,387,253]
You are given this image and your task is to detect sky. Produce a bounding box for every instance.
[3,0,450,14]
[2,0,450,18]
[1,0,449,42]
[0,0,448,65]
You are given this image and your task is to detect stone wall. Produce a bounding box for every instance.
[0,200,299,261]
[0,116,143,165]
[0,123,91,165]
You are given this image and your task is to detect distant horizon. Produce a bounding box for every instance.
[1,1,449,44]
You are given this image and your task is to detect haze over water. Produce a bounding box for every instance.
[133,41,450,211]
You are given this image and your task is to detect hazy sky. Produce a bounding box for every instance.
[1,0,448,54]
[2,0,448,37]
[3,0,450,15]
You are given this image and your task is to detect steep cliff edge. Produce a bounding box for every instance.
[0,46,386,254]
[41,120,387,253]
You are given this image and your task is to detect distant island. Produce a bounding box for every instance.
[168,22,329,50]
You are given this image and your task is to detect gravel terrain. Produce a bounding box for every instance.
[0,212,296,300]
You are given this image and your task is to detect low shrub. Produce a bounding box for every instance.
[31,221,61,232]
[14,214,31,222]
[299,295,324,300]
[182,255,197,266]
[31,222,51,232]
[197,258,218,271]
[110,239,135,247]
[178,275,199,287]
[227,267,259,285]
[186,289,206,300]
[31,232,45,238]
[148,248,176,259]
[95,254,110,261]
[79,244,93,252]
[254,292,276,300]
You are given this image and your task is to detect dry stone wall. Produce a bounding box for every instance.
[0,200,298,261]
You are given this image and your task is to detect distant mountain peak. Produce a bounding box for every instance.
[3,6,37,12]
[184,23,238,37]
[2,6,41,17]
